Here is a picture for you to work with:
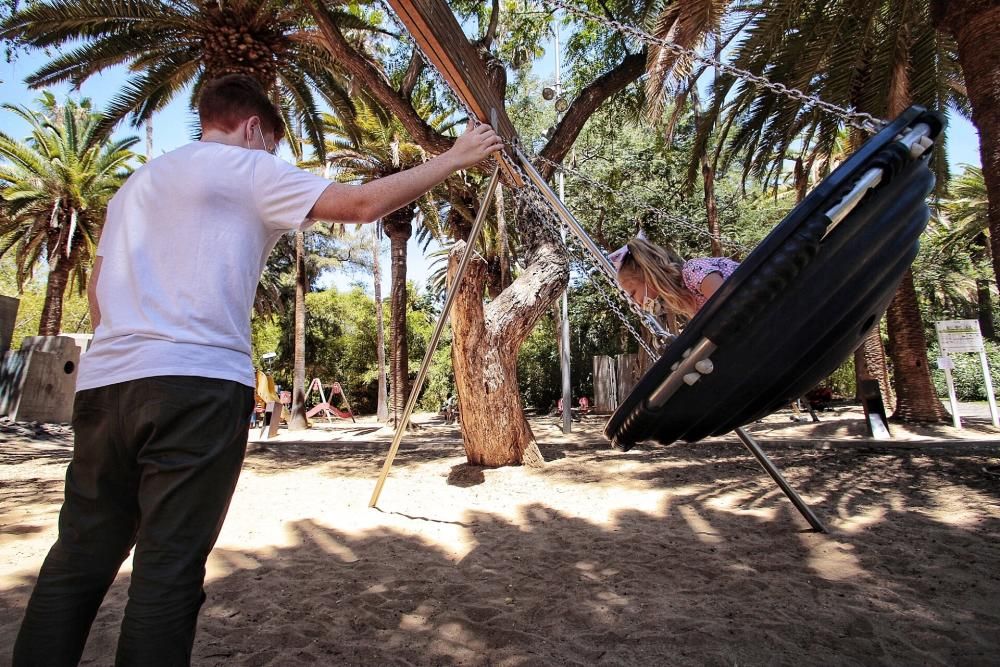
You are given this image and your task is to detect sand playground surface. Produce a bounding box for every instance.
[2,405,999,665]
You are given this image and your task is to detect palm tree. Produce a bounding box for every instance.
[323,102,453,423]
[2,1,388,427]
[0,95,139,335]
[932,165,993,338]
[931,1,1000,301]
[683,0,962,422]
[0,0,377,155]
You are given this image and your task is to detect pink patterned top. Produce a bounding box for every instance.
[682,257,740,310]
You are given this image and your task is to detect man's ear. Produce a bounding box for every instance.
[244,115,260,141]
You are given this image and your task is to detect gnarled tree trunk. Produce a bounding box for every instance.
[449,214,566,467]
[306,3,645,464]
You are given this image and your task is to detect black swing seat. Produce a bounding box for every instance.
[606,105,946,449]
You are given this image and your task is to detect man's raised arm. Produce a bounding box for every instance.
[307,124,503,224]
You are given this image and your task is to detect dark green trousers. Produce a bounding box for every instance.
[13,376,254,667]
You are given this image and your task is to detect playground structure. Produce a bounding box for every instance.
[364,0,948,535]
[304,378,356,423]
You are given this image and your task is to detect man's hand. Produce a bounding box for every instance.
[444,123,505,170]
[308,122,505,225]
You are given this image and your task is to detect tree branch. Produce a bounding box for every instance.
[538,50,647,178]
[399,48,424,100]
[482,0,500,49]
[303,0,453,155]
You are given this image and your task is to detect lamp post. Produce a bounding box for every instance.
[554,16,573,433]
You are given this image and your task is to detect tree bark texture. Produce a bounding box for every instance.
[702,156,722,256]
[878,46,947,423]
[38,255,71,336]
[885,269,948,422]
[977,277,996,340]
[373,228,389,422]
[385,216,412,424]
[289,230,309,430]
[448,218,566,467]
[933,1,1000,296]
[854,329,895,410]
[303,0,454,155]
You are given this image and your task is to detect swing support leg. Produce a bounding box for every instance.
[734,427,827,533]
[369,164,502,508]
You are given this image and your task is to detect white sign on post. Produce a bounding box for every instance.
[934,320,999,428]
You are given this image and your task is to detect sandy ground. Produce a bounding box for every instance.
[2,405,999,666]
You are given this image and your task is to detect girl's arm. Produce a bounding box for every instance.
[699,271,726,301]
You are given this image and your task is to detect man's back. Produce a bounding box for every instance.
[77,141,329,391]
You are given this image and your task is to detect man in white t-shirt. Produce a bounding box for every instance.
[13,74,502,667]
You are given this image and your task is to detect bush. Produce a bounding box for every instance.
[928,340,1000,401]
[824,355,856,399]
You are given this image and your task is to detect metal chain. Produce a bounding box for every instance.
[378,0,666,358]
[544,0,887,134]
[530,150,753,256]
[512,180,667,359]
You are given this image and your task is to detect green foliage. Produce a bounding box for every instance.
[0,95,139,287]
[929,341,1000,402]
[0,254,91,349]
[700,0,966,194]
[0,0,381,158]
[252,278,451,415]
[420,340,455,412]
[824,355,856,399]
[517,314,561,411]
[0,94,139,333]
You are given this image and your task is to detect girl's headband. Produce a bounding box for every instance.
[607,230,647,273]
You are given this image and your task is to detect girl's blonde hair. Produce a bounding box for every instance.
[619,237,699,316]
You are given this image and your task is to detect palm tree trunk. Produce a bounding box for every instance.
[977,277,996,340]
[885,269,948,422]
[384,216,412,425]
[38,258,71,336]
[933,1,1000,296]
[288,230,309,430]
[877,48,947,423]
[702,155,722,256]
[373,227,389,422]
[854,330,895,409]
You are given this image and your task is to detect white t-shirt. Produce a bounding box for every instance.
[76,141,331,392]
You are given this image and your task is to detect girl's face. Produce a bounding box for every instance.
[618,267,657,311]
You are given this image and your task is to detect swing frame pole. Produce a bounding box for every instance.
[369,164,502,508]
[734,427,827,533]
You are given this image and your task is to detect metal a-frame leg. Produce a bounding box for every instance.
[368,164,501,508]
[734,427,827,533]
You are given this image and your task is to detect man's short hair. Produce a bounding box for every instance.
[198,74,285,140]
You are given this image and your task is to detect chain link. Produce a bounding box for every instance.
[512,185,663,360]
[378,0,667,358]
[544,0,887,134]
[512,169,677,356]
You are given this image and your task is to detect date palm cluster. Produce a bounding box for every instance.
[200,4,288,86]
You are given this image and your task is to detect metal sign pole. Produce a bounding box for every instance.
[940,355,962,429]
[979,351,1000,426]
[369,165,502,508]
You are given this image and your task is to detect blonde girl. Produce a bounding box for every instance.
[609,236,739,318]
